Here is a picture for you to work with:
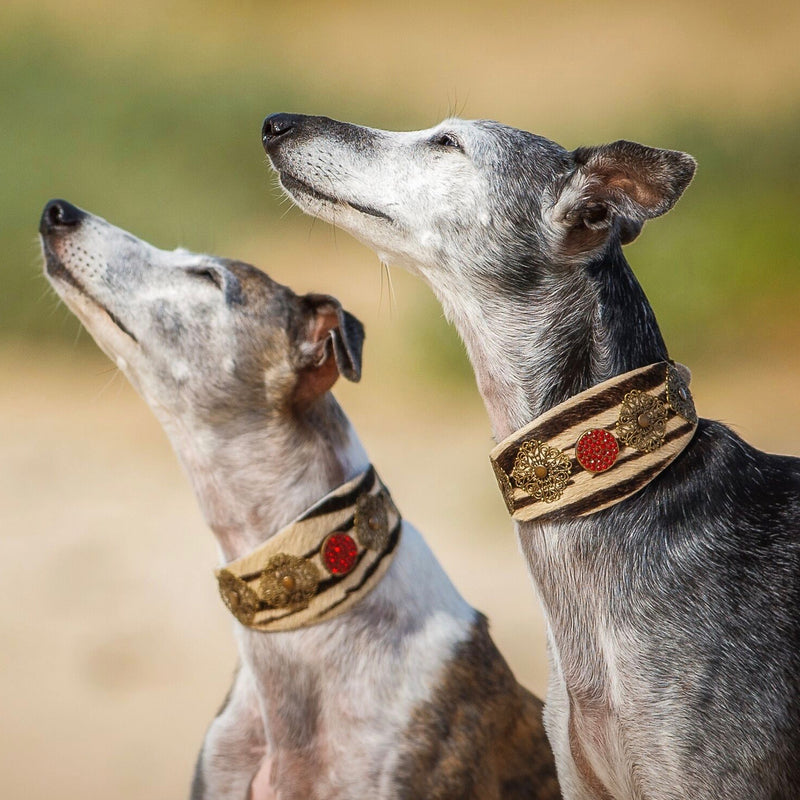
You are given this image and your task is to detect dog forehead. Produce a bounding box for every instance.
[386,119,571,188]
[220,258,292,309]
[473,121,569,167]
[429,118,558,148]
[120,243,294,338]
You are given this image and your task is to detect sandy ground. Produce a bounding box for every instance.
[1,327,798,798]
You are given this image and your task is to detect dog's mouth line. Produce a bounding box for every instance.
[45,252,139,343]
[279,172,393,223]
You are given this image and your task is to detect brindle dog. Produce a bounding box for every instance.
[40,199,559,800]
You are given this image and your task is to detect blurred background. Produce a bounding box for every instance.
[1,0,799,796]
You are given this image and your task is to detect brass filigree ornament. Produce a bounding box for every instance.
[354,492,389,550]
[665,365,697,424]
[510,439,572,502]
[259,553,321,609]
[491,459,515,513]
[616,390,669,453]
[218,569,261,625]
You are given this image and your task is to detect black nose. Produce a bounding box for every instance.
[262,113,301,150]
[40,199,86,235]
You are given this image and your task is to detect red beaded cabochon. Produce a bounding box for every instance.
[322,532,359,575]
[576,428,619,473]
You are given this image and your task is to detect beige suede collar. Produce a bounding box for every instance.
[490,362,698,522]
[216,466,402,631]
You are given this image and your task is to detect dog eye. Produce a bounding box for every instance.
[186,267,223,289]
[432,133,463,151]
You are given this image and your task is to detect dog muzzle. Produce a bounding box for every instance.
[216,466,402,631]
[489,362,698,522]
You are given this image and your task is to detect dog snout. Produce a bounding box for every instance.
[261,113,303,151]
[40,199,86,236]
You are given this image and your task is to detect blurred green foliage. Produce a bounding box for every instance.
[0,21,413,340]
[628,115,800,362]
[2,20,798,381]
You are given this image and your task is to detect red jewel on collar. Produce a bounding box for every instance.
[322,532,359,575]
[576,428,619,473]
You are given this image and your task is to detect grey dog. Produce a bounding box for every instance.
[262,114,800,800]
[40,200,559,800]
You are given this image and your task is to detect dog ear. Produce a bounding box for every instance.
[550,140,696,255]
[293,294,365,406]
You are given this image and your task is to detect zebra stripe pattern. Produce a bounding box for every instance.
[489,363,698,523]
[216,466,402,631]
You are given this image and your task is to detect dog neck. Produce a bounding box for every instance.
[430,239,681,737]
[433,240,669,442]
[157,393,368,563]
[160,388,474,793]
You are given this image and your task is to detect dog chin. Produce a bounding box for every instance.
[286,188,334,219]
[61,287,140,370]
[279,172,337,208]
[45,259,140,361]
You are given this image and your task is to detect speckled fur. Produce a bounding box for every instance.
[41,204,558,800]
[264,115,800,799]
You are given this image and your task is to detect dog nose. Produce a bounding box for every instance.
[262,113,301,149]
[40,199,86,235]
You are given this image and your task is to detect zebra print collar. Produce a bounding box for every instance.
[489,362,698,522]
[216,466,402,631]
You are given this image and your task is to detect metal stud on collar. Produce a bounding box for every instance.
[260,553,321,608]
[510,439,572,502]
[218,569,261,625]
[354,492,390,550]
[616,390,669,453]
[666,364,698,424]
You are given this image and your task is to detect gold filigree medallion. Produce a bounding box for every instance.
[665,365,697,424]
[354,492,390,550]
[259,553,321,609]
[217,569,261,625]
[510,439,572,502]
[491,459,515,513]
[616,390,669,453]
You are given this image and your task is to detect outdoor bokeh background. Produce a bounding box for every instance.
[1,1,799,796]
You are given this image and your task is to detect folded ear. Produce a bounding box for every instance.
[548,140,696,255]
[293,293,365,406]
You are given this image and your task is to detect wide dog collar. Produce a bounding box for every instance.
[489,362,698,522]
[216,466,402,631]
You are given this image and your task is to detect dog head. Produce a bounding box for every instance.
[39,200,364,425]
[262,114,695,290]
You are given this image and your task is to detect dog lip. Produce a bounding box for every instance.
[44,251,139,343]
[279,172,393,224]
[346,199,393,223]
[279,172,338,205]
[103,308,138,342]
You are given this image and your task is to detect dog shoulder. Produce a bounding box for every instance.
[390,614,560,800]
